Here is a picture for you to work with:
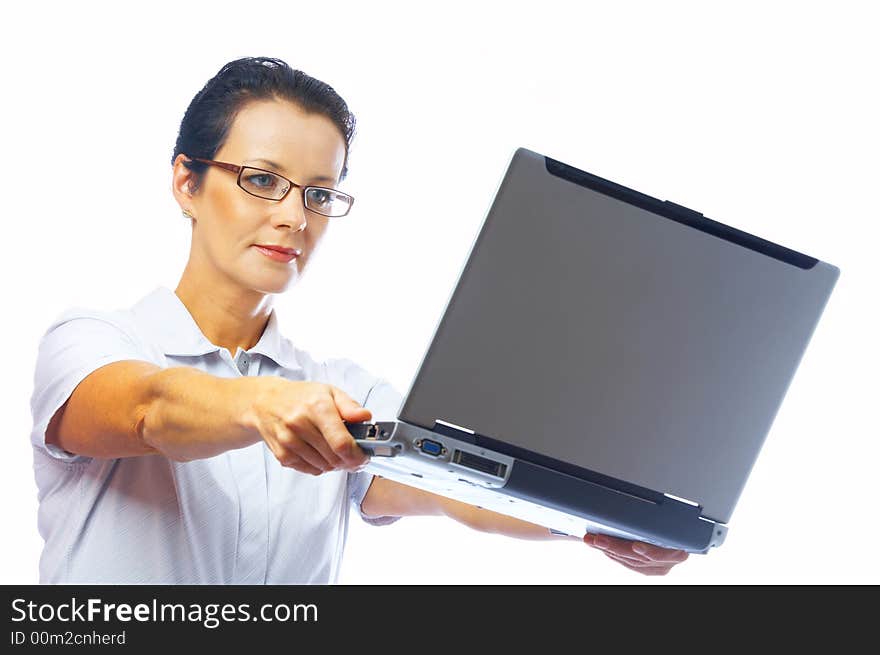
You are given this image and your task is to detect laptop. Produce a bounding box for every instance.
[347,147,839,553]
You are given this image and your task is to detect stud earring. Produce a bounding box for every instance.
[182,209,194,219]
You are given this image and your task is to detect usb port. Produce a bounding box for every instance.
[418,439,444,456]
[452,450,507,478]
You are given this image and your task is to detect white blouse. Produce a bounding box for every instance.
[29,286,402,584]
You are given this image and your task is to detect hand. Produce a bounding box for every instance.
[583,533,689,576]
[241,378,372,476]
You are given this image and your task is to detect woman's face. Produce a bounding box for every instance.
[174,98,347,295]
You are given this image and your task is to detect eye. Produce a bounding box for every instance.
[245,173,276,188]
[309,189,331,206]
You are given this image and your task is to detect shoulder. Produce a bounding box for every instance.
[321,356,403,420]
[34,297,162,369]
[287,341,380,396]
[30,300,156,462]
[43,303,140,340]
[278,340,402,419]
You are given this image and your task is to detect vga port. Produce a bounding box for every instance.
[417,439,444,456]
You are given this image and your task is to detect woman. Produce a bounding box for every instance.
[29,57,688,583]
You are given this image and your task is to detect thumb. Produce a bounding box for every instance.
[330,386,373,422]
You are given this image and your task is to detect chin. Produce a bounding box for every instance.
[231,253,310,294]
[260,277,298,295]
[241,270,301,295]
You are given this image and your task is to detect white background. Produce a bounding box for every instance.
[1,1,877,585]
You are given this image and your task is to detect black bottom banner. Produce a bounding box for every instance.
[0,585,871,649]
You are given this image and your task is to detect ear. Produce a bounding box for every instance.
[171,153,199,214]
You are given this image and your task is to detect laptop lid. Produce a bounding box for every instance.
[398,147,839,524]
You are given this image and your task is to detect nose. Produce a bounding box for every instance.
[273,188,307,232]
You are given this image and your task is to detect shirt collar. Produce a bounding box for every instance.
[132,286,302,371]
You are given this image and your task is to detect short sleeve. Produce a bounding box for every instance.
[347,470,399,527]
[30,309,148,463]
[326,359,404,526]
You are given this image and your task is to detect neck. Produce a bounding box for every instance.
[174,261,274,358]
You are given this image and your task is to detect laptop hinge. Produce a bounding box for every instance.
[432,421,712,514]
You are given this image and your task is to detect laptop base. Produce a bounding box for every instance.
[350,420,727,553]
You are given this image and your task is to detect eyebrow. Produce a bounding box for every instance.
[246,158,337,185]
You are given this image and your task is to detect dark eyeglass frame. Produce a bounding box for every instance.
[185,156,354,217]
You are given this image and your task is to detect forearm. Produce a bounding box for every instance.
[361,477,575,541]
[141,367,259,461]
[438,496,573,541]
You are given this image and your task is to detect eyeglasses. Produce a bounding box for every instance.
[186,156,354,218]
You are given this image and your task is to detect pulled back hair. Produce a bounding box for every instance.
[171,56,356,186]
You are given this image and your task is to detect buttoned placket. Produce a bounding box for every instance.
[226,348,270,583]
[236,351,250,376]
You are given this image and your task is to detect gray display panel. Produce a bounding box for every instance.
[400,148,839,523]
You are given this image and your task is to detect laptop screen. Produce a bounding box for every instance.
[398,148,838,523]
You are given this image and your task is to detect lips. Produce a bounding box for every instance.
[256,245,301,256]
[254,245,301,263]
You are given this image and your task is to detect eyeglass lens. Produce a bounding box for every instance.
[239,167,351,217]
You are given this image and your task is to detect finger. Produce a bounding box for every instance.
[330,386,373,422]
[602,551,654,567]
[298,414,346,469]
[275,422,333,473]
[314,394,369,467]
[265,436,323,475]
[276,408,343,470]
[279,453,323,476]
[329,386,374,467]
[263,437,288,465]
[604,552,672,576]
[603,551,648,567]
[631,542,690,564]
[585,533,653,561]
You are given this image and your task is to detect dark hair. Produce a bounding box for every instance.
[171,56,356,186]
